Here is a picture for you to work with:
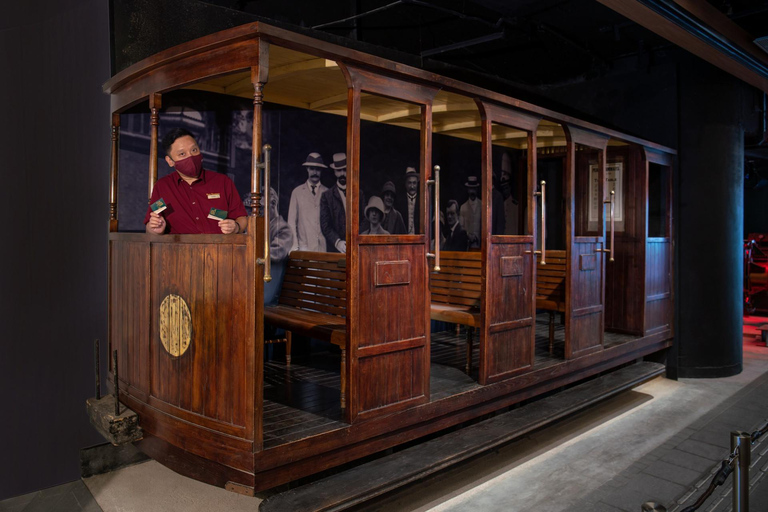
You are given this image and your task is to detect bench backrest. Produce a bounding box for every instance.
[278,251,347,317]
[430,251,482,309]
[536,249,566,310]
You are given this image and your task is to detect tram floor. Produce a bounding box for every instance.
[261,315,641,449]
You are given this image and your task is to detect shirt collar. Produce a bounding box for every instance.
[174,168,207,185]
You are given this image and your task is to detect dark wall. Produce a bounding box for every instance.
[0,0,110,500]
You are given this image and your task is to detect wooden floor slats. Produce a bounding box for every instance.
[261,315,642,449]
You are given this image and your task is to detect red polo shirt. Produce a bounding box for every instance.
[144,169,248,234]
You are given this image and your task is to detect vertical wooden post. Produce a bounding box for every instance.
[345,82,361,423]
[251,79,265,217]
[148,93,162,201]
[109,113,120,232]
[250,39,269,452]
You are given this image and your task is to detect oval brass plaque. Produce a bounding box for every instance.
[159,294,192,357]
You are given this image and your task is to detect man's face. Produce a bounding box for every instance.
[165,135,200,166]
[383,191,395,208]
[446,207,457,226]
[335,168,347,186]
[307,165,322,184]
[467,187,477,200]
[405,176,418,195]
[269,194,279,216]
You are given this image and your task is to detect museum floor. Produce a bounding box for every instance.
[4,324,768,512]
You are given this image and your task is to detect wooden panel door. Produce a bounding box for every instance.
[341,65,437,421]
[565,126,610,358]
[476,102,541,384]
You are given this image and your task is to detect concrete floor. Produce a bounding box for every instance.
[8,328,768,512]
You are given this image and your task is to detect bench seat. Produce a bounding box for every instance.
[429,303,480,328]
[430,251,482,374]
[535,250,566,353]
[264,251,347,408]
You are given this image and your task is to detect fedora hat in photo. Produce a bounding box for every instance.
[330,153,347,170]
[382,181,396,195]
[465,175,480,187]
[405,166,418,177]
[302,152,327,168]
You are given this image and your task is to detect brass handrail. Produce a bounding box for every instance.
[426,165,441,271]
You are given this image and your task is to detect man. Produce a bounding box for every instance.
[442,200,469,251]
[145,128,247,235]
[396,167,420,234]
[287,152,328,252]
[381,181,406,235]
[320,153,348,253]
[459,175,482,248]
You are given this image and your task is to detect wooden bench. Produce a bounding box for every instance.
[264,251,347,408]
[430,251,482,374]
[536,250,566,354]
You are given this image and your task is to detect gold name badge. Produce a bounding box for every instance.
[207,193,221,199]
[159,294,192,357]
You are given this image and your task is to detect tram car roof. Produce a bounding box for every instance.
[103,21,675,156]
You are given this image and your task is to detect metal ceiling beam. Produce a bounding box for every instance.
[595,0,768,92]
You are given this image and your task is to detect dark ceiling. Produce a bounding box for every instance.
[194,0,768,89]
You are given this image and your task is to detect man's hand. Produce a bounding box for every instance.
[219,219,239,234]
[147,212,166,234]
[335,240,347,253]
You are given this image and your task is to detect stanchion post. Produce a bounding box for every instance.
[731,431,751,512]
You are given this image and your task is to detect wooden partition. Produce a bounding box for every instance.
[109,233,258,485]
[477,101,540,384]
[566,126,610,358]
[604,145,646,335]
[342,65,436,421]
[644,149,674,335]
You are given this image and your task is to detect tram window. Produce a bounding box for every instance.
[536,157,566,250]
[575,144,603,236]
[432,127,483,250]
[359,94,421,235]
[490,124,527,236]
[117,91,253,233]
[648,163,670,238]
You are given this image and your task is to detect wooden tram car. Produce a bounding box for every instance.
[103,22,675,494]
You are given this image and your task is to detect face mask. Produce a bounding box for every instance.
[174,153,203,178]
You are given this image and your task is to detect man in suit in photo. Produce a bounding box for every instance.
[320,153,348,253]
[460,175,482,248]
[397,167,420,234]
[287,152,328,252]
[442,199,469,251]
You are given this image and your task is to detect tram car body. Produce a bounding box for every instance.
[103,22,675,493]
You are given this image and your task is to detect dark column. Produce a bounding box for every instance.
[675,58,745,378]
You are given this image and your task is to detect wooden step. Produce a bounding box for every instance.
[259,361,666,512]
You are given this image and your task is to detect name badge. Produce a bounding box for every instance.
[207,193,221,199]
